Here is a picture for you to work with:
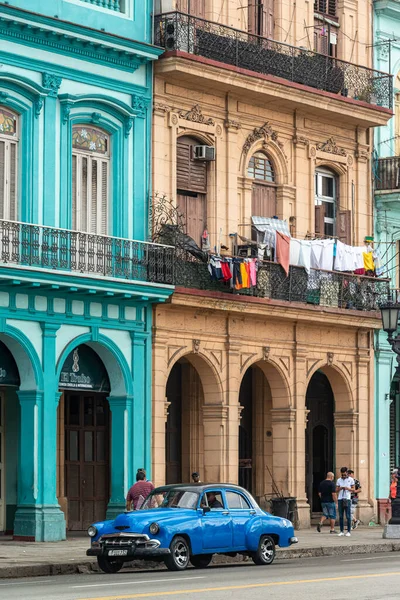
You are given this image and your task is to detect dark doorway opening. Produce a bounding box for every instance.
[166,362,183,485]
[239,368,253,493]
[64,393,110,530]
[306,371,334,512]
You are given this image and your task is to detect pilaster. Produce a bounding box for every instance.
[202,404,228,483]
[42,74,61,226]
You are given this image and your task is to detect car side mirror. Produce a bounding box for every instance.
[202,506,210,514]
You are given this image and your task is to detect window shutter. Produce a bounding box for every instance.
[251,184,277,218]
[189,159,207,193]
[337,209,351,245]
[0,141,5,219]
[177,0,205,16]
[248,0,257,34]
[177,193,206,245]
[72,154,77,230]
[263,0,274,38]
[177,142,191,190]
[91,159,98,234]
[81,156,88,233]
[315,204,325,235]
[9,142,16,221]
[101,161,108,235]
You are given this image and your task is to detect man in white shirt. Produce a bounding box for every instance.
[336,466,355,536]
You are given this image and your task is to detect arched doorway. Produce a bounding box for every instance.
[165,358,203,484]
[306,371,335,513]
[0,341,21,533]
[239,364,273,501]
[59,344,111,531]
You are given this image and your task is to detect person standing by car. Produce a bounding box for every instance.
[317,472,337,534]
[347,469,361,530]
[336,467,355,537]
[126,470,154,511]
[192,472,201,483]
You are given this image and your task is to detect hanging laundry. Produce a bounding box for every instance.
[233,258,242,289]
[299,240,311,274]
[289,238,302,266]
[320,239,335,271]
[201,229,210,252]
[276,231,290,276]
[239,261,249,288]
[221,260,232,282]
[374,247,384,277]
[310,240,324,269]
[363,249,375,274]
[334,240,347,271]
[208,256,223,280]
[249,258,258,286]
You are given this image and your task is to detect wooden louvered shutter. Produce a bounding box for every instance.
[81,156,88,232]
[263,0,274,39]
[177,193,206,245]
[0,141,5,220]
[315,205,325,236]
[9,142,16,221]
[177,142,191,191]
[337,209,351,245]
[177,0,205,16]
[248,0,258,34]
[251,184,277,218]
[0,138,18,221]
[91,159,98,234]
[101,161,108,235]
[177,138,207,193]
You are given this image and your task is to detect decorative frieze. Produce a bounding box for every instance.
[243,122,282,154]
[178,104,215,126]
[316,137,347,157]
[42,73,62,98]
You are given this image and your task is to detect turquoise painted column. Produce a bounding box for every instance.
[106,396,133,519]
[40,322,66,540]
[130,328,152,478]
[42,74,62,227]
[13,390,43,540]
[132,110,147,241]
[375,332,394,524]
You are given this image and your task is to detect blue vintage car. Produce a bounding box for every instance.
[87,483,298,573]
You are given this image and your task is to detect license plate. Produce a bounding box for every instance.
[108,549,128,557]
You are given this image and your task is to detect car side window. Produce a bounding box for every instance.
[226,491,251,509]
[205,491,225,510]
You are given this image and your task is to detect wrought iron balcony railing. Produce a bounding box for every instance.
[155,12,393,109]
[175,253,389,312]
[79,0,123,11]
[0,221,174,285]
[375,157,400,191]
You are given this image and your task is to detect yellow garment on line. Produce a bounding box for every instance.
[363,251,375,272]
[240,262,249,288]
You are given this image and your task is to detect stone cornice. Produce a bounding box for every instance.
[0,3,161,70]
[375,0,400,20]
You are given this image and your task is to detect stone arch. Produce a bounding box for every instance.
[240,357,291,409]
[56,333,133,398]
[166,350,223,406]
[176,130,214,146]
[0,325,43,391]
[306,363,353,412]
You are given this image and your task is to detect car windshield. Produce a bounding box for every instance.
[141,489,199,510]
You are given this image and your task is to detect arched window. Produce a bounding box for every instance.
[0,106,18,221]
[72,125,110,234]
[248,151,276,219]
[247,151,275,182]
[176,135,207,245]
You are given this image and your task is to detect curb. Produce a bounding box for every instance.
[1,542,399,580]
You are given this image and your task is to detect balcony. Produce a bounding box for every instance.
[0,221,174,290]
[78,0,123,11]
[154,12,393,112]
[375,157,400,191]
[174,254,389,313]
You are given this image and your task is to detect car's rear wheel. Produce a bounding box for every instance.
[190,554,213,568]
[251,535,276,566]
[97,556,124,574]
[164,536,190,571]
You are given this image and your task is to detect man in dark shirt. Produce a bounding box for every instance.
[317,471,337,534]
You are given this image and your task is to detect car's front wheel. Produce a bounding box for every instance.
[190,554,213,568]
[164,536,190,571]
[251,535,276,566]
[97,556,124,574]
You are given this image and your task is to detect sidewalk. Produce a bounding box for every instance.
[0,526,398,579]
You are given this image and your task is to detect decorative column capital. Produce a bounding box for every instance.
[271,407,296,424]
[108,395,133,409]
[17,390,44,403]
[40,322,60,336]
[202,404,228,421]
[334,411,359,428]
[42,73,62,98]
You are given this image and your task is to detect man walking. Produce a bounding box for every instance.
[336,467,355,537]
[347,469,361,530]
[317,472,337,534]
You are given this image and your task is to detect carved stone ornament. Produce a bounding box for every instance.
[34,97,44,118]
[62,102,72,124]
[164,399,171,422]
[224,119,241,130]
[243,122,280,155]
[91,112,101,124]
[263,346,271,361]
[216,124,223,136]
[316,137,347,157]
[193,339,201,354]
[153,102,171,114]
[42,73,62,98]
[0,92,8,102]
[327,352,334,366]
[293,135,309,146]
[132,94,147,116]
[178,104,215,126]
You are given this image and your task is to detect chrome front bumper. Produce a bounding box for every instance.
[289,536,298,545]
[87,532,169,558]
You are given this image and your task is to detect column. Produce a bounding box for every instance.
[225,338,241,485]
[130,330,152,478]
[202,404,228,483]
[132,110,147,241]
[106,396,133,519]
[152,332,169,487]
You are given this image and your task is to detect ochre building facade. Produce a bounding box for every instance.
[152,0,392,527]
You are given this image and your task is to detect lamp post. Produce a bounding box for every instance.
[380,301,400,528]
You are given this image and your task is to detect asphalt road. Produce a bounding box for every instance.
[1,552,400,600]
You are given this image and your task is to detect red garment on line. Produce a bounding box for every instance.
[221,261,232,281]
[276,232,290,276]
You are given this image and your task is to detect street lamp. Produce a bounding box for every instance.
[380,300,400,526]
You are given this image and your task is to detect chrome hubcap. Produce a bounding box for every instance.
[261,539,274,562]
[174,541,189,567]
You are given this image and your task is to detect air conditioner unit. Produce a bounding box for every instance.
[164,18,195,53]
[194,145,215,161]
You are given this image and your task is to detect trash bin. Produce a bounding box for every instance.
[270,497,297,522]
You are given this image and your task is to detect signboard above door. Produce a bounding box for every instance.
[59,344,111,393]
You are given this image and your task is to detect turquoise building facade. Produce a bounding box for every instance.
[0,0,173,541]
[374,0,400,523]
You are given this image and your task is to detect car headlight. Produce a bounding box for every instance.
[149,522,160,535]
[88,525,98,537]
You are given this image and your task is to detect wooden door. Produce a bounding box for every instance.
[177,193,206,246]
[0,393,4,532]
[251,183,277,218]
[248,1,274,38]
[65,393,110,530]
[177,0,205,17]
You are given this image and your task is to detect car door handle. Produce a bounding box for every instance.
[250,510,256,515]
[221,511,229,515]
